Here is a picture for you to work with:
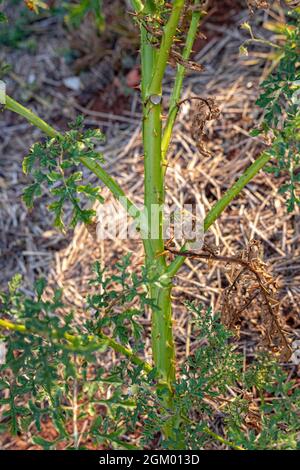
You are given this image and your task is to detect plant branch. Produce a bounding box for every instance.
[166,151,271,277]
[141,18,166,260]
[203,152,271,230]
[202,427,245,451]
[131,0,145,13]
[5,95,59,138]
[148,0,185,97]
[4,96,139,219]
[0,318,152,373]
[162,0,204,168]
[140,4,179,443]
[243,37,282,50]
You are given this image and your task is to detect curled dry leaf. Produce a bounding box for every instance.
[247,0,270,12]
[169,49,204,72]
[221,240,292,361]
[189,97,220,156]
[165,240,292,361]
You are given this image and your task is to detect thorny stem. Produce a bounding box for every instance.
[148,0,185,97]
[140,1,186,446]
[142,67,178,441]
[130,0,145,14]
[162,0,205,168]
[0,318,153,373]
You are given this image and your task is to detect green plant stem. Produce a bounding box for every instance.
[244,37,281,50]
[203,152,271,229]
[202,427,245,451]
[141,14,174,376]
[0,318,152,373]
[162,0,204,169]
[148,0,185,97]
[142,31,176,384]
[166,151,271,277]
[179,413,245,450]
[140,3,186,446]
[5,96,58,138]
[150,283,175,383]
[130,0,145,13]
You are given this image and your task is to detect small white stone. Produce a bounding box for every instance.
[63,76,81,92]
[28,72,36,85]
[291,80,300,105]
[0,341,7,364]
[0,80,6,105]
[290,339,300,365]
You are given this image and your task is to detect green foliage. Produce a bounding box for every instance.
[0,265,148,449]
[22,117,105,230]
[137,304,299,450]
[252,11,300,211]
[0,260,155,449]
[0,1,6,23]
[0,0,105,49]
[131,303,300,450]
[1,279,299,450]
[64,0,105,32]
[227,355,300,450]
[85,255,159,349]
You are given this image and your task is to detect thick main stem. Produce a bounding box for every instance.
[140,2,186,445]
[141,24,175,380]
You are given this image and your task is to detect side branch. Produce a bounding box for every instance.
[148,0,185,97]
[0,318,153,373]
[162,0,205,167]
[4,96,139,219]
[203,152,271,231]
[166,151,271,276]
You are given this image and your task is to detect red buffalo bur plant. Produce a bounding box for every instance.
[0,0,299,450]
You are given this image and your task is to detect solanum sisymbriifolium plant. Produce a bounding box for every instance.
[0,0,299,450]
